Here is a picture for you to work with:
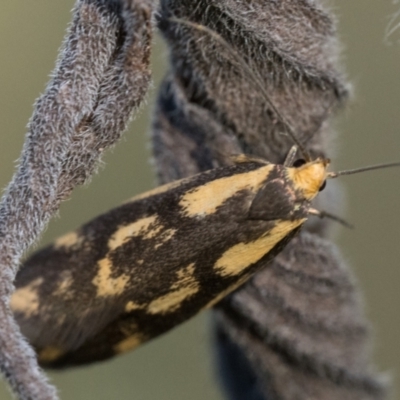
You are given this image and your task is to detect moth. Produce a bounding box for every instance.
[11,146,330,366]
[10,20,399,368]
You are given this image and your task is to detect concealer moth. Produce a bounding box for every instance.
[10,18,400,369]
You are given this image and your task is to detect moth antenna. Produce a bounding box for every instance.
[328,161,400,178]
[283,145,298,166]
[169,17,312,162]
[308,208,354,229]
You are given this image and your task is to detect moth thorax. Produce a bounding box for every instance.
[287,159,329,200]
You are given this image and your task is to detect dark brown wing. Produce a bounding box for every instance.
[14,161,306,368]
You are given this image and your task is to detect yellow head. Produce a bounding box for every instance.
[286,158,330,200]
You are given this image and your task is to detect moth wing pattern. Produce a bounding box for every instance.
[13,160,308,367]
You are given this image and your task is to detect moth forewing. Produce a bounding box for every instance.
[11,155,327,367]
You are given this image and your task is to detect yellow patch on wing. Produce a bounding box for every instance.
[214,219,305,277]
[38,346,64,363]
[108,215,159,250]
[10,278,43,317]
[52,271,74,297]
[179,165,274,217]
[114,334,144,354]
[147,263,199,314]
[125,301,144,312]
[54,231,82,249]
[286,159,328,200]
[92,258,130,297]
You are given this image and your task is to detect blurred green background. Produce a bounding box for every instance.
[0,2,399,399]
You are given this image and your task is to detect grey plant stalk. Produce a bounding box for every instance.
[0,1,153,399]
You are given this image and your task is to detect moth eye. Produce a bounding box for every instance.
[293,159,306,168]
[319,180,327,192]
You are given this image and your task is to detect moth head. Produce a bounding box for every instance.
[287,158,330,201]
